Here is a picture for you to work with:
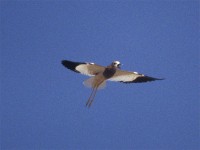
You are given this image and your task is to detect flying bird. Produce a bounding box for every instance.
[61,60,163,107]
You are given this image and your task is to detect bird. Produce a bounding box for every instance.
[61,60,163,107]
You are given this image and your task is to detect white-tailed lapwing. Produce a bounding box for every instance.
[61,60,163,107]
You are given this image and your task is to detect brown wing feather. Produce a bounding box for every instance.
[61,60,105,76]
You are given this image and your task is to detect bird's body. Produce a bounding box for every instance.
[61,60,163,107]
[103,66,117,78]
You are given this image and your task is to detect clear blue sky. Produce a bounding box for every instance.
[1,1,199,150]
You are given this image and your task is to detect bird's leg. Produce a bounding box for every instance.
[86,88,94,106]
[86,80,104,108]
[88,86,98,108]
[88,79,105,107]
[86,87,95,107]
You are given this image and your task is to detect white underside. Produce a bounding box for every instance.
[76,64,94,76]
[109,74,138,82]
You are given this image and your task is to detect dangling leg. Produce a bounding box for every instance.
[86,87,95,107]
[88,86,98,107]
[85,80,105,108]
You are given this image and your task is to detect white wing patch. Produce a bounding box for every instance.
[133,72,139,75]
[75,64,94,76]
[109,70,144,82]
[109,74,137,82]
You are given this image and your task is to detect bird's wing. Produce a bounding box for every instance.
[109,69,163,83]
[61,60,105,76]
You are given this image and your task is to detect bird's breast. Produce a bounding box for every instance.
[103,68,116,79]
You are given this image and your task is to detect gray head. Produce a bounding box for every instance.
[111,61,121,68]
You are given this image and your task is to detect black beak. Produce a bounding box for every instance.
[118,64,121,69]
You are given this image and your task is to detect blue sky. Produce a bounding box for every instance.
[1,1,199,150]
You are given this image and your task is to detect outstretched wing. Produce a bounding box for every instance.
[109,69,163,83]
[61,60,105,76]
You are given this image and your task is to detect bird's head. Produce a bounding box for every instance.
[112,61,121,68]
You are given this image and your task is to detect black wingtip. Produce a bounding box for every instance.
[61,60,75,69]
[122,76,164,83]
[136,76,165,83]
[154,78,165,80]
[156,78,165,81]
[61,60,66,66]
[61,60,83,73]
